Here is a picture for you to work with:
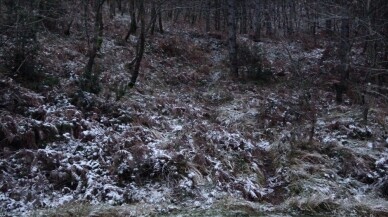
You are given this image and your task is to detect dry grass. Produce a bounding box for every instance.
[30,202,157,217]
[30,202,93,217]
[287,194,339,214]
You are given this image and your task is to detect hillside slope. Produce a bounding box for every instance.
[0,15,387,217]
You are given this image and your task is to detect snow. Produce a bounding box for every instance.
[171,124,183,132]
[57,195,74,205]
[375,157,386,166]
[257,141,271,150]
[0,15,387,217]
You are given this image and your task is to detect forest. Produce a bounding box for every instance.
[0,0,387,216]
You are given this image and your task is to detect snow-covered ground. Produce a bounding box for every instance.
[0,14,387,217]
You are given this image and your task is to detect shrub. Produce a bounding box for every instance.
[80,63,102,94]
[158,37,184,57]
[38,0,67,33]
[238,43,273,82]
[1,1,42,87]
[157,36,207,65]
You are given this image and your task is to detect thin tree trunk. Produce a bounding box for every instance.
[116,0,122,15]
[205,0,211,32]
[128,0,145,86]
[227,0,238,78]
[264,1,272,36]
[64,18,74,36]
[124,0,136,41]
[148,1,157,35]
[198,0,205,25]
[85,1,104,74]
[158,1,164,33]
[109,0,116,18]
[336,17,350,103]
[83,1,90,47]
[174,8,181,23]
[214,0,221,31]
[253,0,261,40]
[82,0,105,93]
[365,0,377,67]
[240,0,247,34]
[222,4,228,31]
[325,2,332,36]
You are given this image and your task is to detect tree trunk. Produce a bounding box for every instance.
[128,0,145,86]
[240,0,247,34]
[325,18,332,35]
[253,0,261,41]
[148,1,157,35]
[205,0,211,32]
[124,0,136,41]
[214,0,221,31]
[336,17,350,103]
[64,19,74,36]
[82,0,105,93]
[339,17,350,76]
[157,1,164,33]
[227,0,238,78]
[109,0,116,18]
[116,0,122,15]
[365,0,377,67]
[173,8,181,23]
[264,2,272,36]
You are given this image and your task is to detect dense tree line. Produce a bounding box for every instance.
[0,0,387,100]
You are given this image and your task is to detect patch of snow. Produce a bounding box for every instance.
[57,194,74,205]
[257,141,271,150]
[172,124,183,132]
[376,157,386,166]
[322,136,337,144]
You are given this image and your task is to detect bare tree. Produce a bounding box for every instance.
[157,0,164,33]
[252,0,262,41]
[81,0,105,93]
[335,16,350,103]
[227,0,238,78]
[124,0,137,41]
[128,0,145,87]
[239,0,247,34]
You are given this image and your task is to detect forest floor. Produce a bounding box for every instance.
[0,14,388,217]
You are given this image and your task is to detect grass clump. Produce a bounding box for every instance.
[287,194,340,215]
[30,202,92,217]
